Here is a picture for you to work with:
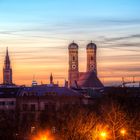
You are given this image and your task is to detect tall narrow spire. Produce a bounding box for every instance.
[4,47,10,69]
[6,47,8,55]
[50,73,53,84]
[3,47,13,85]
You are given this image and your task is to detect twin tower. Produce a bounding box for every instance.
[68,41,97,87]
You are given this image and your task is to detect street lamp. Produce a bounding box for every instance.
[100,131,107,139]
[120,129,126,140]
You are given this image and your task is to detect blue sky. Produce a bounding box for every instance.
[0,0,140,22]
[0,0,140,85]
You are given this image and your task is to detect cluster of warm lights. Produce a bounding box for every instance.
[99,128,127,140]
[31,128,126,140]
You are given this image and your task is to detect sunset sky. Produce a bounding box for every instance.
[0,0,140,86]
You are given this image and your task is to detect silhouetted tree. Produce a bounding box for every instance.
[101,102,130,140]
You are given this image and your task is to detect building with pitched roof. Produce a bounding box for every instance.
[77,71,104,88]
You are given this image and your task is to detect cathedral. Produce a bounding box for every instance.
[3,48,13,85]
[68,41,103,88]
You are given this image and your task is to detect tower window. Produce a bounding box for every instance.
[72,56,75,61]
[91,56,93,60]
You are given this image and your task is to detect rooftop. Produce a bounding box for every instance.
[77,71,104,88]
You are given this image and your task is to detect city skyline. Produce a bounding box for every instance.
[0,0,140,85]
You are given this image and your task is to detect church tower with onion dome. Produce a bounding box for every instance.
[68,42,79,87]
[3,47,13,85]
[86,41,97,74]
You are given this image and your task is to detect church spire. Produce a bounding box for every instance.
[5,47,10,69]
[50,73,53,84]
[6,47,8,55]
[3,47,13,85]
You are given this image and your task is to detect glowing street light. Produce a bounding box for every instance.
[120,129,126,136]
[120,129,126,140]
[100,131,107,139]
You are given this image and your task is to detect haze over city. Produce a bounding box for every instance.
[0,0,140,85]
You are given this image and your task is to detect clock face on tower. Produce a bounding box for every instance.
[72,64,76,70]
[90,64,94,68]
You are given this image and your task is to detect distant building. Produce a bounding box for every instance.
[32,80,38,86]
[0,85,91,125]
[47,73,58,87]
[68,41,103,88]
[3,48,13,85]
[0,86,21,111]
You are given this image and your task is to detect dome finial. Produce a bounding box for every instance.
[68,41,79,49]
[87,42,97,49]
